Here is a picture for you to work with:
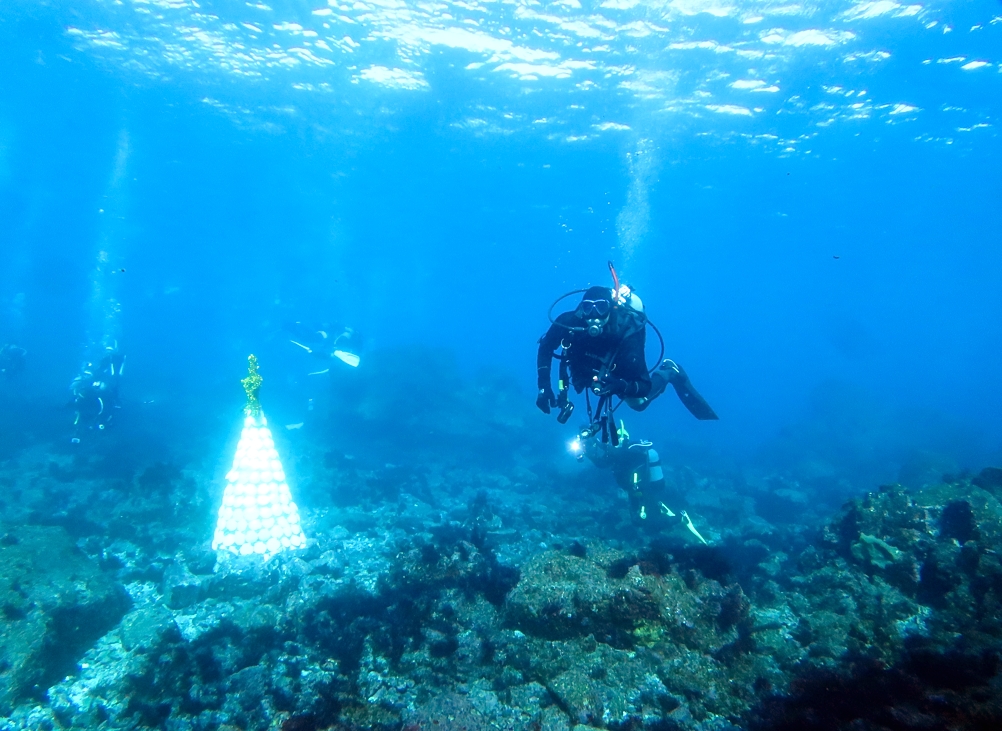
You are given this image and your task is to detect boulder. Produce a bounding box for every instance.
[120,605,179,652]
[504,551,659,646]
[0,525,130,713]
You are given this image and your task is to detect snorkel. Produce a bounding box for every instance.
[608,260,620,298]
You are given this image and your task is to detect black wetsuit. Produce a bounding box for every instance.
[537,307,651,399]
[538,296,718,420]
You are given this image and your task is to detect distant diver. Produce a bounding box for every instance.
[536,262,717,537]
[285,321,362,372]
[0,344,26,380]
[283,321,362,429]
[70,344,125,443]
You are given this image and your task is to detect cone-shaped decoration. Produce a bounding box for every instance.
[212,355,306,559]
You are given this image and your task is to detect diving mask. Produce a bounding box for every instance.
[579,299,611,318]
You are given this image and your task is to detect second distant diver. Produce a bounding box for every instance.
[285,321,363,372]
[282,321,362,428]
[70,344,125,443]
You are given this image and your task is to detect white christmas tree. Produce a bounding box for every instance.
[212,355,306,560]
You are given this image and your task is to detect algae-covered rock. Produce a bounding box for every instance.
[914,480,1002,547]
[546,645,673,726]
[162,561,203,609]
[0,525,130,713]
[972,466,1002,497]
[851,533,904,569]
[504,551,659,645]
[405,682,527,731]
[120,605,179,652]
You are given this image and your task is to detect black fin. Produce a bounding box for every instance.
[668,366,718,420]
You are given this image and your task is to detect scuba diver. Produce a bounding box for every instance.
[285,321,363,372]
[572,420,707,543]
[0,344,26,380]
[536,263,717,424]
[70,344,125,443]
[283,321,362,428]
[536,262,717,538]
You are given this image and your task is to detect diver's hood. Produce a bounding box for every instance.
[578,285,613,336]
[578,285,613,310]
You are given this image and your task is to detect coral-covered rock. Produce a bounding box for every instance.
[750,474,1002,727]
[162,560,204,609]
[3,417,1000,731]
[972,466,1002,497]
[0,525,130,714]
[504,551,660,645]
[545,645,673,726]
[119,604,179,652]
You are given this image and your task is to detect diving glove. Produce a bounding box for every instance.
[536,387,556,414]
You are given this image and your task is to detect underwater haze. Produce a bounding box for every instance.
[1,0,1002,729]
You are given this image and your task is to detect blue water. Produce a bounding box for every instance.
[1,0,1000,477]
[2,4,1002,729]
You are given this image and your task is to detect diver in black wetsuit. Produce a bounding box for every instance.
[535,283,717,422]
[537,285,651,409]
[536,266,717,538]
